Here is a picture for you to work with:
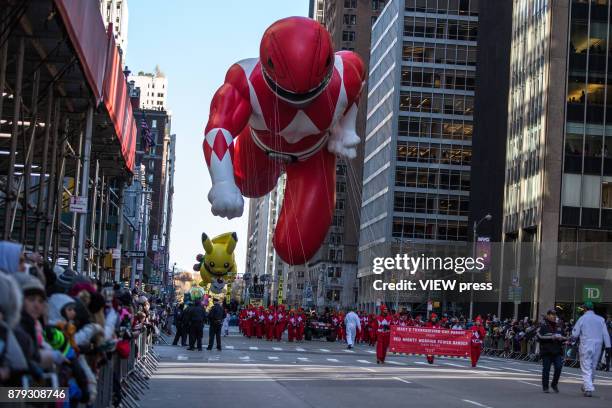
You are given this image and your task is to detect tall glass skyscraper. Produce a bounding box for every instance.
[503,0,612,319]
[359,0,480,310]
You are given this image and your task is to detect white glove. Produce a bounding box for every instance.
[327,129,360,159]
[208,181,244,219]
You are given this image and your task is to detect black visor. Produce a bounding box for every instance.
[262,64,333,104]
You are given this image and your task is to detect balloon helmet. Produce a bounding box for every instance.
[260,16,334,105]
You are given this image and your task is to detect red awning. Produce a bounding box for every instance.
[53,0,107,103]
[103,26,136,172]
[54,0,136,173]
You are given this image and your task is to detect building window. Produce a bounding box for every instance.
[372,0,385,10]
[151,119,157,128]
[343,14,357,25]
[344,0,357,8]
[342,31,356,42]
[326,290,341,302]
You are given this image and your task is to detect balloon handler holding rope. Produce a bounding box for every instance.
[192,232,238,312]
[203,16,365,265]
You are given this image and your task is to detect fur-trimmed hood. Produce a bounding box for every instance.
[48,293,76,325]
[0,272,22,328]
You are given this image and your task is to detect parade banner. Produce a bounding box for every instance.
[389,326,471,357]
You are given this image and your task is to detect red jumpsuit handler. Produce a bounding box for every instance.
[203,17,366,266]
[265,306,275,341]
[368,314,377,346]
[239,308,247,335]
[374,306,392,364]
[255,306,265,339]
[275,305,287,341]
[245,305,255,338]
[296,308,305,341]
[287,310,298,342]
[470,316,486,367]
[425,313,440,364]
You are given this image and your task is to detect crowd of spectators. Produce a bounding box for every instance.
[0,240,163,406]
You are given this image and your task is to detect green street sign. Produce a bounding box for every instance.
[582,284,602,302]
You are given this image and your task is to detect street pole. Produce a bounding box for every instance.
[76,105,94,274]
[469,221,477,319]
[469,214,492,319]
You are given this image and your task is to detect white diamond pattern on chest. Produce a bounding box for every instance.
[278,110,322,143]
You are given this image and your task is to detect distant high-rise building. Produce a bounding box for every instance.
[130,66,168,111]
[296,0,387,311]
[358,0,517,314]
[99,0,129,58]
[501,0,612,318]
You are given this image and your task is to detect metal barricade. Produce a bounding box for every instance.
[94,330,157,407]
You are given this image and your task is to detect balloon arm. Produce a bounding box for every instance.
[204,128,244,218]
[328,103,360,159]
[204,68,251,219]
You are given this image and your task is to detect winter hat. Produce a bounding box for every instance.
[56,268,77,290]
[48,294,76,325]
[68,281,96,298]
[88,292,105,315]
[0,241,23,274]
[116,289,132,306]
[13,272,46,299]
[0,272,23,328]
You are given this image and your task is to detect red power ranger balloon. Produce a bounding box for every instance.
[203,17,365,265]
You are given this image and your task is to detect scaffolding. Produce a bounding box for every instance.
[0,0,136,283]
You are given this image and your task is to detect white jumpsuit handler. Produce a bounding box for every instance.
[344,311,361,349]
[572,303,611,397]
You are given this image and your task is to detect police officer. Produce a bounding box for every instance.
[207,298,226,351]
[184,301,207,351]
[537,309,566,393]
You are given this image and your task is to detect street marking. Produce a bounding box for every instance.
[443,362,464,368]
[319,349,330,352]
[361,367,376,372]
[296,347,306,352]
[249,347,258,350]
[225,345,234,349]
[414,361,436,366]
[476,365,498,371]
[239,356,250,360]
[357,359,373,364]
[327,358,340,363]
[297,357,309,362]
[366,350,376,354]
[462,399,492,408]
[393,377,412,384]
[268,356,279,360]
[177,355,188,361]
[516,380,539,387]
[343,349,355,353]
[504,367,530,373]
[387,361,407,366]
[273,347,283,351]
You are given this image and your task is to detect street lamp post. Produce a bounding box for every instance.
[469,214,492,319]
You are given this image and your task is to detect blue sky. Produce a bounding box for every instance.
[126,0,309,273]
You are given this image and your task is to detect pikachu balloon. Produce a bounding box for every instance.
[194,232,238,311]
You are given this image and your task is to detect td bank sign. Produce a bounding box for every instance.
[582,284,602,302]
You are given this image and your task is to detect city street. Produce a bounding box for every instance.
[140,329,612,408]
